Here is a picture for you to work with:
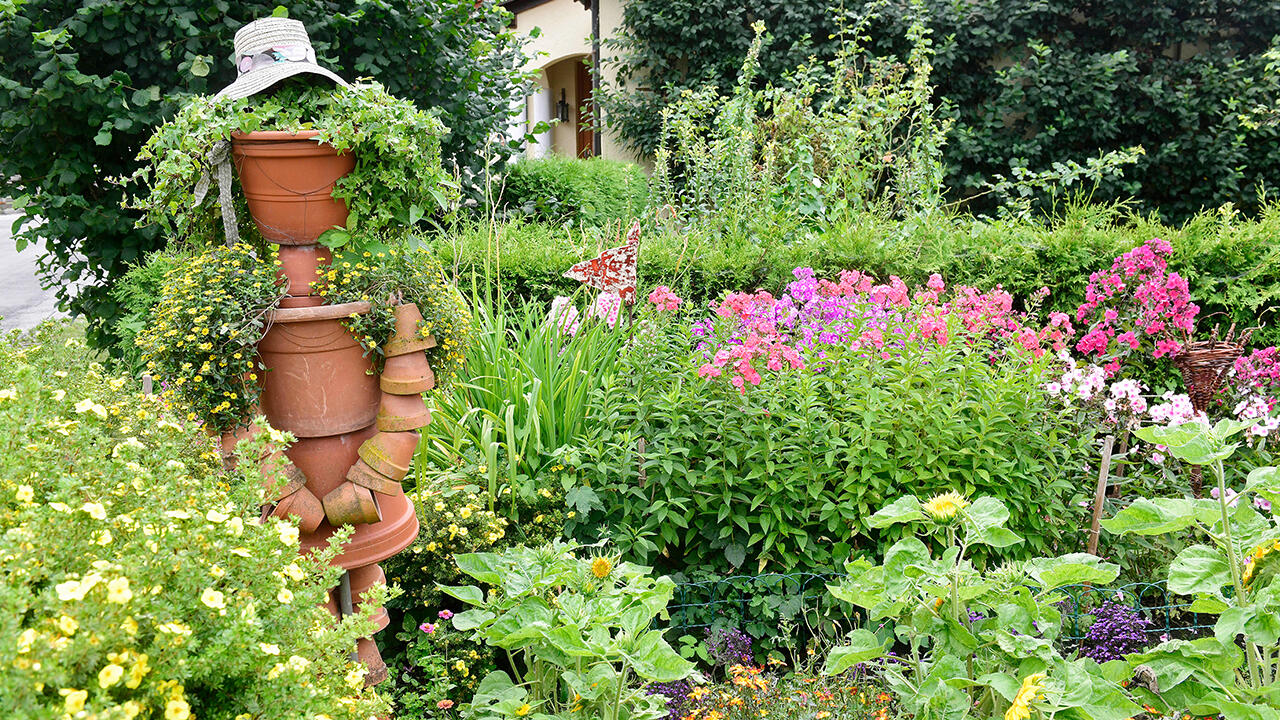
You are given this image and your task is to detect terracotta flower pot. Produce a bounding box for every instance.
[375,392,431,432]
[231,130,355,246]
[259,302,380,437]
[380,352,435,395]
[357,430,419,481]
[322,481,382,525]
[276,244,332,297]
[383,304,437,357]
[347,459,404,496]
[267,486,325,534]
[300,490,419,567]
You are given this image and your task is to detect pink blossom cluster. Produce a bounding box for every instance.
[1045,360,1107,402]
[648,285,682,312]
[548,296,582,336]
[693,267,1067,393]
[1234,347,1280,397]
[1148,392,1198,426]
[1074,238,1199,370]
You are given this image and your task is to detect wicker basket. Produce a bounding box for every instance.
[1173,340,1245,412]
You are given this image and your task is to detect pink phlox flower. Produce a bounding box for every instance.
[647,285,683,312]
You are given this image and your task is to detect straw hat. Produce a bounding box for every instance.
[216,17,348,100]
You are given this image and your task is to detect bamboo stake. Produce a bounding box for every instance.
[1087,435,1116,557]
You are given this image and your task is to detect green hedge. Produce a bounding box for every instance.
[435,204,1280,352]
[497,156,650,228]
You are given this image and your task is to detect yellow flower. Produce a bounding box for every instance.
[516,704,532,717]
[98,662,125,688]
[122,616,138,635]
[166,698,191,720]
[277,588,294,604]
[126,654,150,688]
[121,700,143,719]
[61,688,88,713]
[107,577,133,604]
[277,524,300,546]
[922,492,969,521]
[591,557,614,579]
[56,615,78,635]
[81,501,107,520]
[259,642,281,655]
[15,484,33,503]
[1005,672,1046,720]
[345,666,367,688]
[201,587,226,609]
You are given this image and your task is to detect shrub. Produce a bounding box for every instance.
[434,203,1280,360]
[599,0,1280,222]
[0,323,387,718]
[499,156,650,228]
[567,272,1090,575]
[0,0,532,352]
[110,247,193,373]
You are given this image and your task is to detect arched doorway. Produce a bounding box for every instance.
[541,54,594,158]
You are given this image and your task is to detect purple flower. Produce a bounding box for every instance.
[1079,601,1152,662]
[704,626,752,666]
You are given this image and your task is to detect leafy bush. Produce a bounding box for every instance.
[0,0,532,351]
[435,204,1280,357]
[110,247,193,373]
[826,493,1141,720]
[568,272,1090,575]
[499,156,649,228]
[0,323,387,718]
[599,0,1280,222]
[444,541,693,720]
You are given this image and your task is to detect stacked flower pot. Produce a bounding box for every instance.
[230,130,424,685]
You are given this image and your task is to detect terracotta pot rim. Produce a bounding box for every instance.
[232,129,324,142]
[270,300,372,324]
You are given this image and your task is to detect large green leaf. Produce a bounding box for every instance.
[824,629,888,674]
[1101,498,1219,536]
[870,495,924,528]
[453,552,505,585]
[1168,544,1231,598]
[1025,553,1120,589]
[883,537,932,596]
[438,584,485,606]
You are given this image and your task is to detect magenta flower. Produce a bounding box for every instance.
[438,609,454,620]
[420,622,437,634]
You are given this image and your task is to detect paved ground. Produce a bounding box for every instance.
[0,212,68,330]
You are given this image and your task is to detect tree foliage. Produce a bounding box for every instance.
[0,0,531,350]
[598,0,1280,222]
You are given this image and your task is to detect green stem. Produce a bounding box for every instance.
[1214,459,1263,689]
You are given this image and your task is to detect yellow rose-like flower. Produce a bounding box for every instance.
[515,704,531,717]
[107,577,133,604]
[127,654,150,689]
[591,557,614,579]
[201,587,226,609]
[345,667,367,689]
[121,700,143,719]
[98,662,125,688]
[122,616,138,635]
[56,615,78,635]
[15,484,33,503]
[1005,672,1046,720]
[277,588,293,604]
[922,492,969,521]
[277,524,300,546]
[166,698,192,720]
[81,502,107,520]
[61,688,88,713]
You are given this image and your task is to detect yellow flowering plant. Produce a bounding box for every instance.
[825,493,1142,720]
[0,322,388,718]
[445,541,693,720]
[135,243,286,432]
[313,236,470,383]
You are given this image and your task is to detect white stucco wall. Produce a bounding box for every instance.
[509,0,642,164]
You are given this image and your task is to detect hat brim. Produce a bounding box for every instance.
[216,63,349,100]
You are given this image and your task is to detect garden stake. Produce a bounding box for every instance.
[1087,434,1115,557]
[337,571,359,663]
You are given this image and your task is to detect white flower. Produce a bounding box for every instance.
[225,516,244,536]
[200,588,225,610]
[14,485,33,503]
[276,588,293,604]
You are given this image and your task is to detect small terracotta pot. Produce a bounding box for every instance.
[357,430,419,481]
[268,486,325,534]
[323,481,382,525]
[347,459,404,496]
[375,392,431,432]
[356,636,389,686]
[259,302,380,437]
[300,490,419,567]
[262,451,308,500]
[286,424,376,501]
[276,244,332,297]
[380,352,435,395]
[231,130,355,246]
[383,304,437,357]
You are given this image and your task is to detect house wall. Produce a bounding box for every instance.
[509,0,642,165]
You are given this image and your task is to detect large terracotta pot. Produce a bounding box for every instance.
[259,301,379,437]
[231,130,355,245]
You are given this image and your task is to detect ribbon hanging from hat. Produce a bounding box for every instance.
[192,140,239,247]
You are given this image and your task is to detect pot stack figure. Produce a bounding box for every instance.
[230,129,425,685]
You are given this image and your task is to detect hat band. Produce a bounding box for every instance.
[236,45,316,76]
